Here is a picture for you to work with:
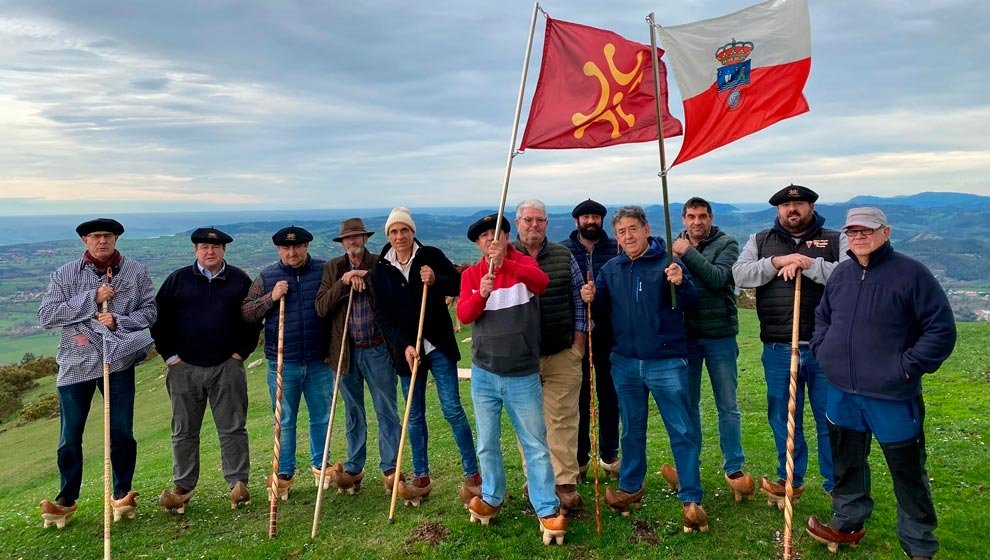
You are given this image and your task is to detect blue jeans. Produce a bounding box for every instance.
[400,348,478,477]
[56,366,136,505]
[687,336,745,474]
[611,353,702,503]
[762,342,833,491]
[267,360,332,476]
[336,343,401,474]
[470,366,559,517]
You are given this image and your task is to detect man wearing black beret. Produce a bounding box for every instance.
[38,218,156,527]
[152,227,260,512]
[560,199,622,481]
[242,226,332,500]
[732,185,848,506]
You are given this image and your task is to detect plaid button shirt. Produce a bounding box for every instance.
[38,256,157,387]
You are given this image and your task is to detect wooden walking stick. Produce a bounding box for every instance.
[782,272,803,560]
[268,298,287,539]
[388,284,429,523]
[311,286,355,539]
[101,268,113,560]
[585,272,602,536]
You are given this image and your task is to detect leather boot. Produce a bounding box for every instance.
[111,490,139,521]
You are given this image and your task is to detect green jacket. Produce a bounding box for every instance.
[678,226,739,338]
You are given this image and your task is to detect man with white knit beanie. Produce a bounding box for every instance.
[370,207,481,504]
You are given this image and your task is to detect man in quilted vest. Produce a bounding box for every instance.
[512,199,588,512]
[242,226,330,500]
[733,185,848,506]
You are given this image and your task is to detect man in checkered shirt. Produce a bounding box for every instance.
[37,218,156,526]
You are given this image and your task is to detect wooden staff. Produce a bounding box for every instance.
[585,272,602,535]
[102,268,113,560]
[268,298,287,539]
[311,286,355,539]
[388,284,429,523]
[783,273,803,560]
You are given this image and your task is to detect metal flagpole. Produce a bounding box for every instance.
[489,1,542,275]
[647,13,677,306]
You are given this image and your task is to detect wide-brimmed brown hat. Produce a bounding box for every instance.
[333,217,375,242]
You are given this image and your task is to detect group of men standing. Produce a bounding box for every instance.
[36,185,955,558]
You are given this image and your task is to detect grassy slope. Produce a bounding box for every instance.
[0,311,986,559]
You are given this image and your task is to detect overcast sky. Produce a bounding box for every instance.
[1,0,986,216]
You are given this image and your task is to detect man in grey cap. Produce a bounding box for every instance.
[38,218,156,527]
[732,184,848,506]
[807,208,955,560]
[152,227,260,512]
[242,226,331,500]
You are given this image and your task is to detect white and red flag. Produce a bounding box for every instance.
[659,0,811,166]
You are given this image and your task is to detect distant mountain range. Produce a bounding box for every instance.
[1,191,987,246]
[1,191,987,323]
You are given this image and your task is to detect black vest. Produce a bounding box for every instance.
[754,220,840,343]
[515,239,575,356]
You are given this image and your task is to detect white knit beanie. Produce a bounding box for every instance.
[385,207,416,234]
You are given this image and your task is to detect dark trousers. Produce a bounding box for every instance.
[56,366,136,505]
[829,394,938,558]
[167,359,249,490]
[577,330,620,467]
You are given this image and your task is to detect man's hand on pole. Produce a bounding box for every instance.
[665,262,684,286]
[419,265,435,286]
[479,274,495,299]
[404,345,418,374]
[271,280,290,301]
[580,281,595,304]
[341,270,367,292]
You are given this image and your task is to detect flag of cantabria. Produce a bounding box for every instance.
[519,17,682,151]
[659,0,811,166]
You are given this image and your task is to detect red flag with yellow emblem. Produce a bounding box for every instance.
[519,17,682,151]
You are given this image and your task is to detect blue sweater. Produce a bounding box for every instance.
[593,238,698,361]
[811,242,956,401]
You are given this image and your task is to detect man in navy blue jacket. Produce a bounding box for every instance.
[807,208,956,560]
[580,205,707,533]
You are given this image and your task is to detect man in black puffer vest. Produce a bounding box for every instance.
[513,199,588,512]
[733,185,848,506]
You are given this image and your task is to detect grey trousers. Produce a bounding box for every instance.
[166,358,249,490]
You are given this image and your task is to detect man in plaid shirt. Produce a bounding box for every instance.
[37,218,156,527]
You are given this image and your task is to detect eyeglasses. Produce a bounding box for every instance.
[844,227,884,238]
[85,233,116,240]
[520,217,547,226]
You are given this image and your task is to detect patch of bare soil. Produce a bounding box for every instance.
[405,522,449,547]
[630,519,661,545]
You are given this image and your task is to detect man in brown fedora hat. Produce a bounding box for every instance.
[316,218,412,498]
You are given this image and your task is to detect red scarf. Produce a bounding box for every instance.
[83,250,122,275]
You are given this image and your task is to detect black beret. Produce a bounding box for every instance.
[571,199,607,218]
[768,184,819,206]
[467,213,511,242]
[272,226,313,246]
[191,227,233,245]
[76,218,124,237]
